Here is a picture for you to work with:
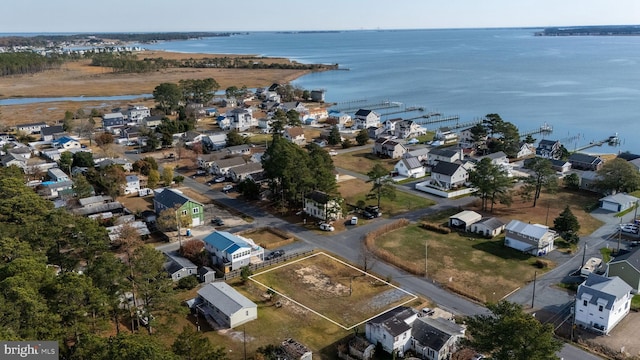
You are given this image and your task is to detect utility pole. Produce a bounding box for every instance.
[581,243,588,270]
[617,217,622,254]
[176,209,182,249]
[531,271,537,309]
[425,239,428,278]
[545,200,551,226]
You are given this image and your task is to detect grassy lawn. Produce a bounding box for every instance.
[250,253,416,329]
[632,295,640,311]
[333,148,396,175]
[239,227,295,249]
[375,223,551,303]
[339,178,435,216]
[600,247,612,263]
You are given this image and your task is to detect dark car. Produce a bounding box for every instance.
[265,250,285,260]
[211,217,224,226]
[364,205,382,217]
[361,211,375,219]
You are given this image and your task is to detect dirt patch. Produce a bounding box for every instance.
[294,266,351,297]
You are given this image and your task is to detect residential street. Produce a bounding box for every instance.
[126,151,608,359]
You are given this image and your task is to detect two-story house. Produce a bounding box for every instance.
[504,219,557,256]
[607,247,640,293]
[430,161,469,189]
[284,127,306,146]
[304,190,342,221]
[365,307,417,357]
[327,110,351,128]
[568,153,604,171]
[124,175,140,195]
[202,231,264,273]
[153,188,205,226]
[394,157,425,178]
[212,156,246,176]
[427,148,463,166]
[373,138,407,159]
[193,282,257,329]
[536,139,561,159]
[394,120,424,139]
[126,105,151,124]
[574,273,632,335]
[227,107,257,131]
[354,109,381,129]
[102,112,126,132]
[411,317,466,360]
[40,125,65,141]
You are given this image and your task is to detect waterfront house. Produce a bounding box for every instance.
[516,142,536,159]
[382,118,403,134]
[394,156,425,178]
[504,220,556,256]
[410,316,466,360]
[536,139,561,159]
[365,307,417,357]
[153,188,205,227]
[599,193,639,212]
[394,120,424,139]
[303,190,342,221]
[327,110,351,128]
[568,153,604,171]
[574,273,632,335]
[607,248,640,293]
[202,231,264,272]
[434,127,458,144]
[193,282,258,329]
[354,109,381,129]
[430,161,469,189]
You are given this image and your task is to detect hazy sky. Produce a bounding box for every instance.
[2,0,639,33]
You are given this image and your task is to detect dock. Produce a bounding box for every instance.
[573,134,620,152]
[379,106,425,117]
[519,123,553,138]
[333,100,402,113]
[409,114,460,126]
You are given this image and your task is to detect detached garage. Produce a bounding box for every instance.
[600,193,639,212]
[449,210,482,231]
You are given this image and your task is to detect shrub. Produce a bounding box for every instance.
[420,222,451,234]
[535,259,549,269]
[177,275,199,290]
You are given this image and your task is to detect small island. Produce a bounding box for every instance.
[535,25,640,36]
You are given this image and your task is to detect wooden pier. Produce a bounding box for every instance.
[519,123,553,138]
[379,106,425,117]
[573,134,620,152]
[333,100,402,113]
[409,114,460,126]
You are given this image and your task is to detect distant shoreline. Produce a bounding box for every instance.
[535,25,640,36]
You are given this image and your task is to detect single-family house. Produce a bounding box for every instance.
[194,282,258,329]
[284,127,306,146]
[470,217,506,238]
[164,251,198,281]
[404,148,430,163]
[102,112,126,130]
[354,109,381,129]
[153,188,205,226]
[550,159,572,173]
[448,210,482,231]
[569,153,604,171]
[504,220,557,256]
[182,130,205,147]
[367,126,386,139]
[607,248,640,293]
[478,151,509,166]
[226,144,251,156]
[228,162,264,183]
[599,193,639,212]
[142,115,163,128]
[40,125,65,141]
[574,273,632,334]
[580,171,601,192]
[281,101,308,114]
[203,231,264,272]
[536,139,561,159]
[124,175,140,195]
[8,146,33,159]
[410,316,466,360]
[430,161,469,189]
[217,116,231,130]
[126,105,151,124]
[39,180,74,199]
[304,190,342,221]
[394,157,425,178]
[16,122,48,134]
[434,127,458,144]
[227,107,256,131]
[202,132,228,151]
[47,167,70,182]
[458,126,486,149]
[372,138,407,159]
[197,154,220,170]
[427,148,463,166]
[0,153,28,169]
[516,142,536,159]
[394,120,424,139]
[97,158,133,172]
[365,307,417,357]
[382,118,403,134]
[327,110,351,128]
[52,136,81,150]
[212,156,246,176]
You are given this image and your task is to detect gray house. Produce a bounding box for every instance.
[164,251,198,282]
[410,317,466,360]
[607,248,640,293]
[193,282,258,328]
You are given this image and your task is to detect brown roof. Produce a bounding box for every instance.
[286,127,305,137]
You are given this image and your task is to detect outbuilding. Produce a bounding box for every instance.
[448,210,482,231]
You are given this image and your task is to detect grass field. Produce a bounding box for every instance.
[332,148,397,175]
[338,178,435,216]
[250,252,417,330]
[375,221,550,303]
[239,227,295,249]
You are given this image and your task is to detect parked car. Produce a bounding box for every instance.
[214,176,226,183]
[361,211,375,220]
[364,205,382,217]
[350,216,358,225]
[620,224,639,234]
[319,223,335,231]
[222,184,234,192]
[211,217,224,226]
[265,249,285,260]
[328,150,338,156]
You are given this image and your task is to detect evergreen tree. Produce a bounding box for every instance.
[468,158,514,212]
[356,129,369,146]
[553,205,581,235]
[367,163,395,208]
[328,125,341,145]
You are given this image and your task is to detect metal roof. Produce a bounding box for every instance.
[203,231,251,254]
[197,282,257,316]
[577,273,632,310]
[505,220,550,240]
[450,210,482,224]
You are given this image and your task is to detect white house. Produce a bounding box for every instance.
[394,120,425,139]
[227,107,257,131]
[203,231,264,273]
[575,273,632,335]
[599,193,639,213]
[470,217,506,238]
[16,122,47,134]
[47,168,70,182]
[354,109,381,129]
[365,307,417,357]
[516,142,536,159]
[504,220,557,256]
[394,157,425,178]
[304,190,342,221]
[52,136,81,150]
[124,175,140,195]
[411,317,466,360]
[284,127,306,146]
[430,161,469,189]
[212,157,246,176]
[194,282,258,329]
[478,151,509,166]
[327,110,351,128]
[126,105,151,124]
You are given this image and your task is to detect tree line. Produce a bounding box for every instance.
[0,52,64,76]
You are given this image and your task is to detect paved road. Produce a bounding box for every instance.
[126,150,606,359]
